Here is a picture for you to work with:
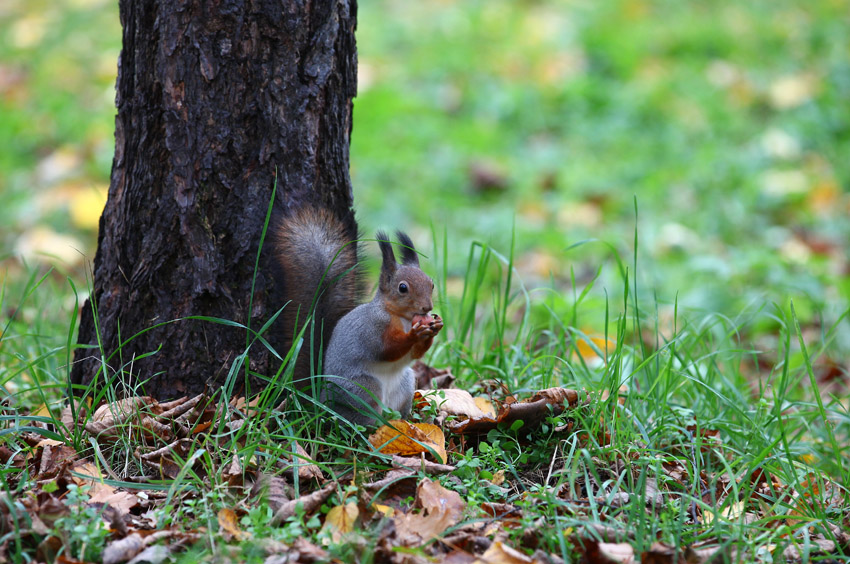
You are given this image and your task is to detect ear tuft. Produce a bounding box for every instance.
[377,231,397,291]
[395,231,419,266]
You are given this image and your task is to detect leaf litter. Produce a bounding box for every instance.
[2,365,848,563]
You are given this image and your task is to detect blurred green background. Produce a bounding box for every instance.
[1,0,848,357]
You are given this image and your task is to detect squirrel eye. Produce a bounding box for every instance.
[398,282,408,294]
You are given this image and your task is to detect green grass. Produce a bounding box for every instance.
[1,0,849,561]
[1,228,848,561]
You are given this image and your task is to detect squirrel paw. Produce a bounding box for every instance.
[412,313,444,339]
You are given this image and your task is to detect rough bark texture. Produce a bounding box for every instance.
[71,0,358,400]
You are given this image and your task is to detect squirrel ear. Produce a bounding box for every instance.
[377,231,397,290]
[395,231,420,267]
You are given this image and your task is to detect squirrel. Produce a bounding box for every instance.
[275,207,443,426]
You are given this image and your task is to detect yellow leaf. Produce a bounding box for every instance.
[14,227,85,266]
[474,397,496,418]
[473,541,542,564]
[69,185,108,230]
[217,508,249,541]
[702,499,746,525]
[371,503,394,518]
[321,502,359,544]
[574,333,614,360]
[32,403,52,418]
[369,420,447,464]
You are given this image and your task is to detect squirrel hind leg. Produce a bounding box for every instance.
[320,373,383,426]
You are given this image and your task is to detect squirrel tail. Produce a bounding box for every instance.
[275,207,363,384]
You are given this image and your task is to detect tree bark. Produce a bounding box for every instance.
[71,0,358,400]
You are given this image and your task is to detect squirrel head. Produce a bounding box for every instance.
[377,230,435,319]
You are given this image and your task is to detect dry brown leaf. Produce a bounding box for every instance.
[480,503,520,519]
[222,454,244,487]
[137,438,194,479]
[36,442,78,480]
[291,537,330,563]
[0,446,25,469]
[447,387,583,434]
[218,508,249,541]
[251,473,292,513]
[394,478,466,545]
[285,442,323,482]
[320,502,359,544]
[369,420,447,463]
[85,397,162,441]
[272,482,336,525]
[473,541,542,564]
[102,533,145,564]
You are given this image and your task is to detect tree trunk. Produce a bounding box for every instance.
[71,0,358,400]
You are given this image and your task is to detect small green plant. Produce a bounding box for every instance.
[50,485,111,563]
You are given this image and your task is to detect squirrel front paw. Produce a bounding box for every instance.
[412,313,444,339]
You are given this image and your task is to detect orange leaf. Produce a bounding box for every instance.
[369,420,447,463]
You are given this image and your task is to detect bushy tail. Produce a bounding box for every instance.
[275,207,362,384]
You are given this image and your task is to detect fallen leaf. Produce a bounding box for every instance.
[137,438,195,479]
[251,473,292,513]
[473,541,542,564]
[473,397,496,418]
[574,334,614,361]
[85,397,159,440]
[448,387,583,434]
[369,420,447,464]
[390,455,456,474]
[285,442,323,483]
[272,482,336,525]
[321,502,359,544]
[218,508,249,541]
[69,185,108,230]
[469,159,509,193]
[415,389,490,419]
[371,503,394,518]
[291,537,330,563]
[701,499,745,525]
[14,227,85,267]
[586,541,636,564]
[394,478,466,545]
[768,73,818,110]
[222,454,244,487]
[127,545,171,564]
[103,533,145,564]
[35,443,78,480]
